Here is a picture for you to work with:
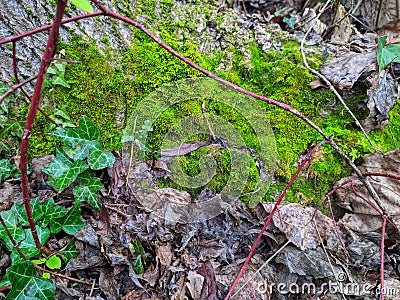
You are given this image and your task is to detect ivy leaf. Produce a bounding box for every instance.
[76,116,99,141]
[73,177,103,210]
[70,0,94,13]
[46,256,62,270]
[43,149,72,178]
[0,159,18,182]
[40,198,68,227]
[51,76,71,88]
[88,149,115,170]
[142,120,153,132]
[0,210,25,250]
[5,260,55,300]
[59,239,80,263]
[17,227,50,259]
[50,204,84,235]
[53,160,88,191]
[11,198,43,226]
[377,36,400,71]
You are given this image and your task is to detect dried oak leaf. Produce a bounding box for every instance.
[335,149,400,232]
[259,202,334,250]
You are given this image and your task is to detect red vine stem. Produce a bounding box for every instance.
[380,216,387,300]
[225,139,327,299]
[0,12,104,45]
[10,42,58,126]
[19,0,69,256]
[0,215,28,260]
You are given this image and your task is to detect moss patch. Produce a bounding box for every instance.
[25,1,400,207]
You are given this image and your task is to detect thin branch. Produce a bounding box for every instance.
[380,216,387,300]
[19,0,69,257]
[225,139,327,299]
[300,0,380,153]
[34,264,93,285]
[0,12,104,45]
[0,76,37,105]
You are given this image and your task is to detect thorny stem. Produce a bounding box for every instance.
[225,139,327,299]
[19,0,68,257]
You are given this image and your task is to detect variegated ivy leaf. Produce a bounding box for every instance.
[5,261,55,300]
[53,160,88,191]
[50,204,83,235]
[88,149,115,170]
[73,177,103,210]
[50,116,99,147]
[43,148,72,178]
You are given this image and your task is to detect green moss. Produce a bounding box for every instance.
[23,1,400,208]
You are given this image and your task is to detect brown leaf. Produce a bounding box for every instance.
[329,5,352,44]
[320,51,376,90]
[197,261,217,300]
[361,70,399,132]
[186,270,204,299]
[377,19,400,45]
[335,149,400,232]
[259,202,334,250]
[107,151,124,197]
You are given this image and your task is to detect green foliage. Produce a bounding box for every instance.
[0,82,24,155]
[43,116,115,210]
[0,159,19,182]
[0,198,83,262]
[3,260,55,300]
[69,0,93,13]
[377,36,400,71]
[44,61,70,89]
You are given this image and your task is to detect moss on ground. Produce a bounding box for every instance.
[24,0,400,206]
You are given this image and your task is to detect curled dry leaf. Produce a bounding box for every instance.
[335,149,400,232]
[361,69,399,132]
[259,202,334,250]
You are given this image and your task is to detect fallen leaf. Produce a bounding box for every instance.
[320,51,376,90]
[361,69,399,132]
[259,202,334,250]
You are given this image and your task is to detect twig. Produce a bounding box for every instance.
[202,101,216,140]
[313,217,347,300]
[225,139,327,299]
[380,216,387,300]
[34,264,92,285]
[0,12,104,45]
[232,240,290,297]
[0,76,37,105]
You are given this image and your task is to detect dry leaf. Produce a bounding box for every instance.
[259,202,334,250]
[361,69,399,132]
[335,149,400,232]
[329,4,352,44]
[320,51,376,90]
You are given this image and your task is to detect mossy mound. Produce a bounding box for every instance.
[26,0,400,205]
